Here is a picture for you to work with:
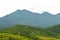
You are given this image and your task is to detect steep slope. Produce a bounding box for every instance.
[0,9,60,29]
[0,9,54,29]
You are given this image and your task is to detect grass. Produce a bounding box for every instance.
[36,36,60,40]
[0,33,29,40]
[0,25,60,40]
[0,33,60,40]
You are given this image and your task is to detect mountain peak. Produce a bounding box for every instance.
[41,12,52,15]
[1,9,60,29]
[42,12,51,14]
[21,9,32,13]
[21,9,28,11]
[15,9,32,13]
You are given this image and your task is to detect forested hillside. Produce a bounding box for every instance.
[46,24,60,34]
[0,25,60,40]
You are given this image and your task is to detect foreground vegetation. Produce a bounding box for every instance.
[0,25,60,40]
[0,33,60,40]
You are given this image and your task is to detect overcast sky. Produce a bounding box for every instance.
[0,0,60,17]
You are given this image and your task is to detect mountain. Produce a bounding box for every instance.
[0,9,60,29]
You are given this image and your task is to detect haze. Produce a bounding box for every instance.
[0,0,60,17]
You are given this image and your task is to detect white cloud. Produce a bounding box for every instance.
[0,0,60,17]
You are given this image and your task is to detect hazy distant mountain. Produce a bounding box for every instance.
[0,9,60,29]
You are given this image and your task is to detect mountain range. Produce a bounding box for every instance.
[0,9,60,29]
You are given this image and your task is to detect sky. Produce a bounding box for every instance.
[0,0,60,17]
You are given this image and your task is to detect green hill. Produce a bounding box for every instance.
[0,25,60,40]
[0,25,56,37]
[46,24,60,34]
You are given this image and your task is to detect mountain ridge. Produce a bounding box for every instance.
[0,9,59,18]
[0,9,60,29]
[1,9,60,18]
